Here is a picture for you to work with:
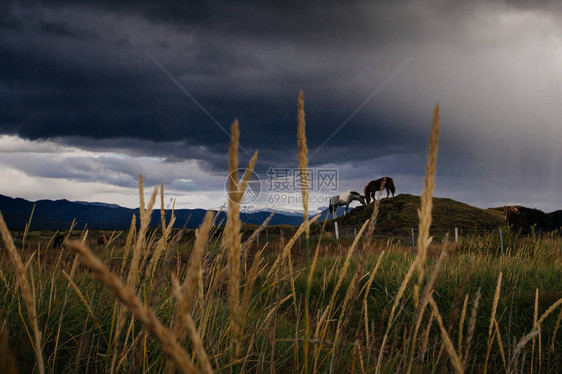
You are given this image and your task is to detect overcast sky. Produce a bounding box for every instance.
[1,0,562,212]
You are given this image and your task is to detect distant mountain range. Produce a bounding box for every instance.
[0,193,508,234]
[0,194,310,230]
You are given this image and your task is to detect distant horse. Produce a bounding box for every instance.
[329,191,366,218]
[364,177,396,204]
[97,234,108,246]
[503,206,519,226]
[504,206,562,233]
[53,235,64,249]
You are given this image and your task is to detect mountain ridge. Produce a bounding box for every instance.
[0,194,304,230]
[0,193,506,233]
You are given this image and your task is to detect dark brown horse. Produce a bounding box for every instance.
[504,205,562,233]
[53,234,65,249]
[503,206,519,225]
[364,177,396,204]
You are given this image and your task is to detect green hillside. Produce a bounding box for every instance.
[315,193,505,237]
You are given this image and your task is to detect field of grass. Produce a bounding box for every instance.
[1,101,562,373]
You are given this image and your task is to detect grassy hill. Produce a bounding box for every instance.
[314,193,505,237]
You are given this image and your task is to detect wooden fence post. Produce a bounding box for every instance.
[454,227,459,243]
[499,229,504,258]
[334,222,339,240]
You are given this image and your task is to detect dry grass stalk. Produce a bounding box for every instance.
[418,313,434,369]
[239,150,259,195]
[111,183,158,373]
[362,251,385,348]
[146,184,176,279]
[241,213,273,269]
[376,257,417,374]
[332,222,370,325]
[184,315,213,374]
[65,240,196,374]
[242,213,272,250]
[173,211,213,342]
[330,220,369,307]
[508,330,539,373]
[462,289,481,370]
[407,242,448,374]
[169,276,214,374]
[414,102,440,304]
[297,90,309,238]
[458,294,469,357]
[482,273,503,374]
[60,269,108,344]
[160,183,166,235]
[225,119,243,359]
[240,246,265,332]
[305,218,330,372]
[354,340,366,374]
[267,214,321,280]
[428,296,463,374]
[146,215,176,282]
[53,245,83,367]
[295,89,312,371]
[536,297,562,328]
[313,221,369,370]
[531,288,541,374]
[488,272,503,339]
[551,308,562,352]
[0,212,44,374]
[331,256,365,372]
[494,319,507,370]
[446,260,474,333]
[223,122,259,363]
[121,214,136,277]
[126,184,158,290]
[139,174,145,221]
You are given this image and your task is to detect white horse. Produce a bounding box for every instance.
[329,190,366,218]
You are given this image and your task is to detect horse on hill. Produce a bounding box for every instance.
[53,235,64,249]
[504,206,562,233]
[364,177,396,204]
[329,190,366,218]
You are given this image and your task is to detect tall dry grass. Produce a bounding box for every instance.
[0,213,44,374]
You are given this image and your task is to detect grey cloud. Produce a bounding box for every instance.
[1,0,562,209]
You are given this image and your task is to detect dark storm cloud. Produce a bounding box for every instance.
[0,0,421,148]
[1,0,562,209]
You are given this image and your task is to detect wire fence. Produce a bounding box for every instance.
[9,223,562,261]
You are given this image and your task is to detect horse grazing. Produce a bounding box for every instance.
[53,234,64,249]
[504,206,519,225]
[364,177,396,204]
[504,206,562,233]
[97,234,108,246]
[329,190,366,218]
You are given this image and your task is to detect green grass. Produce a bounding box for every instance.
[2,230,562,373]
